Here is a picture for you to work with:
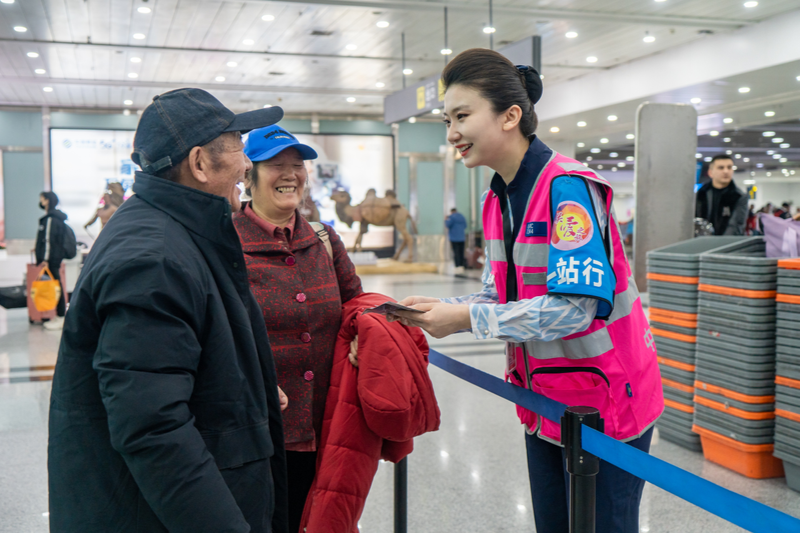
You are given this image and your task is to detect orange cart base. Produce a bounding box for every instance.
[693,425,785,479]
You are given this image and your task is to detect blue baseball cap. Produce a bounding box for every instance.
[244,125,318,162]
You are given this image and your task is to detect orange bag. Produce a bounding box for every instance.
[30,266,61,312]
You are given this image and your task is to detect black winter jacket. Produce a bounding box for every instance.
[48,173,288,533]
[35,208,68,264]
[695,180,748,235]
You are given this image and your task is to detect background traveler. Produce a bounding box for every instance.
[445,207,467,272]
[388,48,663,533]
[694,154,748,235]
[34,191,70,330]
[47,88,289,533]
[234,124,363,533]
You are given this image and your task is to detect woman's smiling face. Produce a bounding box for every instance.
[443,84,507,169]
[247,147,307,219]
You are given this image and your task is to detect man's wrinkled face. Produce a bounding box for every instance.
[203,133,252,212]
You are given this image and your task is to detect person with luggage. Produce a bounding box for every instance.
[388,48,664,533]
[34,191,69,330]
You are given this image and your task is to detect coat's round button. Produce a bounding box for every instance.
[304,370,314,381]
[296,293,306,303]
[301,332,311,343]
[285,256,296,266]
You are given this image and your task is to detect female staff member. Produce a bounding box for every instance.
[233,125,363,533]
[390,49,663,533]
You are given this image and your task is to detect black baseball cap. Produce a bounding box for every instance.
[132,88,284,174]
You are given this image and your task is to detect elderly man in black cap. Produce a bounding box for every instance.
[48,89,288,533]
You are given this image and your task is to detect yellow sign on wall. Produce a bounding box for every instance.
[416,86,426,109]
[438,79,445,101]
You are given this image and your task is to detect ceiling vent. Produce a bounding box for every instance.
[268,71,286,76]
[310,30,334,37]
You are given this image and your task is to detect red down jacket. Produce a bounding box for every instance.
[299,292,441,533]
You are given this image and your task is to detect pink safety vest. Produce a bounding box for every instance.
[483,150,664,444]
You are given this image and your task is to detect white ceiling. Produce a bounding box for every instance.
[0,0,798,115]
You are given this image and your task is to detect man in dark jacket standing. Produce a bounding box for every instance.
[695,154,748,235]
[48,89,289,533]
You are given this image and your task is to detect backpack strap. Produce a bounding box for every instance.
[309,222,333,259]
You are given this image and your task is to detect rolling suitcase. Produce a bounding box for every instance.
[26,262,68,324]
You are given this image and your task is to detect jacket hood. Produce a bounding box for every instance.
[42,209,68,221]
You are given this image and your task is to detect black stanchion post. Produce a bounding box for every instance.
[394,457,408,533]
[562,406,603,533]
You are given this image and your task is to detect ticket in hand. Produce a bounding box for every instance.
[363,301,425,316]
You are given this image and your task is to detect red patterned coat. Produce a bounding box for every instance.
[233,204,362,448]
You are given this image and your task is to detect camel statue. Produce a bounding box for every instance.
[330,189,417,261]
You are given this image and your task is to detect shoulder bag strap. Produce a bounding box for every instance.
[309,222,333,259]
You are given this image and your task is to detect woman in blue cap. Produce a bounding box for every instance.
[233,125,363,533]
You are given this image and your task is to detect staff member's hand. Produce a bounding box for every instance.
[396,295,441,306]
[389,303,471,339]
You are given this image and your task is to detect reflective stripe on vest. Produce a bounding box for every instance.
[557,162,609,184]
[487,241,549,268]
[522,277,640,360]
[487,238,506,262]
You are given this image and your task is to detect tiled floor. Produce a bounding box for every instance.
[1,257,799,532]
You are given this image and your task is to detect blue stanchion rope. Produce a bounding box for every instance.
[427,348,800,533]
[427,348,566,423]
[581,426,800,533]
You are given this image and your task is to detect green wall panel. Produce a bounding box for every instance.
[398,122,445,153]
[319,120,392,135]
[4,152,45,240]
[0,111,42,147]
[277,119,312,134]
[417,161,444,235]
[454,161,471,229]
[397,157,410,208]
[50,112,140,131]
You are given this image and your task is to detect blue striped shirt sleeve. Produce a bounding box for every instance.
[438,184,606,343]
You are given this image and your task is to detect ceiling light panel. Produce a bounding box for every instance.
[5,1,800,114]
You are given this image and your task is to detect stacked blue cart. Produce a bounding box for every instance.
[646,237,746,451]
[774,258,800,491]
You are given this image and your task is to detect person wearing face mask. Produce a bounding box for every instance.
[34,191,69,329]
[388,49,663,533]
[233,125,363,533]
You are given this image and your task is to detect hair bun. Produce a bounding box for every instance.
[516,65,543,104]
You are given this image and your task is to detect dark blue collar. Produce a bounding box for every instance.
[132,171,238,248]
[489,136,553,229]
